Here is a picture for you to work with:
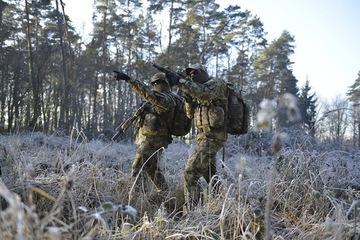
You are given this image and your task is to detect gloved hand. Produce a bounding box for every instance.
[113,70,131,81]
[165,71,180,86]
[183,92,193,103]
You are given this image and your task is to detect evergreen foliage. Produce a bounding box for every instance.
[347,71,360,105]
[298,79,317,136]
[253,30,298,101]
[1,0,356,146]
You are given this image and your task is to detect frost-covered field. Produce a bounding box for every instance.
[0,129,359,239]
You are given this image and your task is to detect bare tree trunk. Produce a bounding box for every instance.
[60,0,78,131]
[8,51,22,132]
[0,0,3,27]
[358,122,360,149]
[55,0,69,130]
[91,74,99,132]
[167,0,174,58]
[25,0,41,129]
[102,0,110,131]
[201,4,206,64]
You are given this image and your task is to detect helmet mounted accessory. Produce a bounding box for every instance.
[150,72,170,92]
[185,63,209,84]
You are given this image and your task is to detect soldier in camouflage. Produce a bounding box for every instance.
[115,71,177,192]
[175,63,228,213]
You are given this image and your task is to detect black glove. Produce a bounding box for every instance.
[113,70,131,81]
[165,71,180,86]
[183,93,193,103]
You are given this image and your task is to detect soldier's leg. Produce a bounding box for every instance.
[183,139,214,212]
[183,139,225,212]
[183,162,202,214]
[131,141,158,194]
[131,145,148,179]
[131,149,147,193]
[202,139,224,195]
[133,140,168,192]
[145,149,169,192]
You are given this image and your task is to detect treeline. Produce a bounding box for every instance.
[1,0,353,144]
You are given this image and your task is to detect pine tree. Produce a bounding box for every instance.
[347,71,360,104]
[298,79,317,136]
[347,71,360,147]
[226,10,267,90]
[253,30,298,101]
[252,30,299,127]
[147,0,186,61]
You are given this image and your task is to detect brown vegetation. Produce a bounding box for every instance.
[0,130,359,239]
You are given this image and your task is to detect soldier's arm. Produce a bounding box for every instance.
[184,101,195,119]
[127,79,175,112]
[177,79,227,101]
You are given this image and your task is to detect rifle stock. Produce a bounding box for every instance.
[151,62,193,102]
[152,62,187,86]
[111,102,149,141]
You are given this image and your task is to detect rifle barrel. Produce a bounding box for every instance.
[111,131,123,141]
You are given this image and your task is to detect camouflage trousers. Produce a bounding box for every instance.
[132,139,169,192]
[183,137,225,213]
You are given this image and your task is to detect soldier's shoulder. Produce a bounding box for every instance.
[153,91,177,105]
[169,92,182,104]
[205,78,227,90]
[206,78,223,85]
[170,92,182,99]
[153,91,168,98]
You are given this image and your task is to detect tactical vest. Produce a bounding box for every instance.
[194,99,227,131]
[226,83,250,135]
[137,104,174,136]
[170,94,192,136]
[136,92,192,137]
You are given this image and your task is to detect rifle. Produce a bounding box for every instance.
[152,62,187,87]
[152,62,193,103]
[111,102,149,141]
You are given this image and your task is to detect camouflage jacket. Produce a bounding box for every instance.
[177,78,228,141]
[127,79,177,144]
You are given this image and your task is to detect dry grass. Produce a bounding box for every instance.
[0,130,359,239]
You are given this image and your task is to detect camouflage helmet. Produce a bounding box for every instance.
[185,63,209,84]
[185,63,207,75]
[150,72,168,84]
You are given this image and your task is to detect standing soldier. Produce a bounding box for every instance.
[170,63,228,213]
[114,71,177,192]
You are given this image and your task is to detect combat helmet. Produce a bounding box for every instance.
[185,63,209,84]
[151,72,168,84]
[150,72,170,92]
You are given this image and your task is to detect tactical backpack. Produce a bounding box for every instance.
[226,83,250,135]
[170,95,192,136]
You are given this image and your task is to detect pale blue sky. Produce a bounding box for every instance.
[235,0,360,101]
[65,0,360,101]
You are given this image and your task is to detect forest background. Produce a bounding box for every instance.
[1,0,360,147]
[1,1,360,239]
